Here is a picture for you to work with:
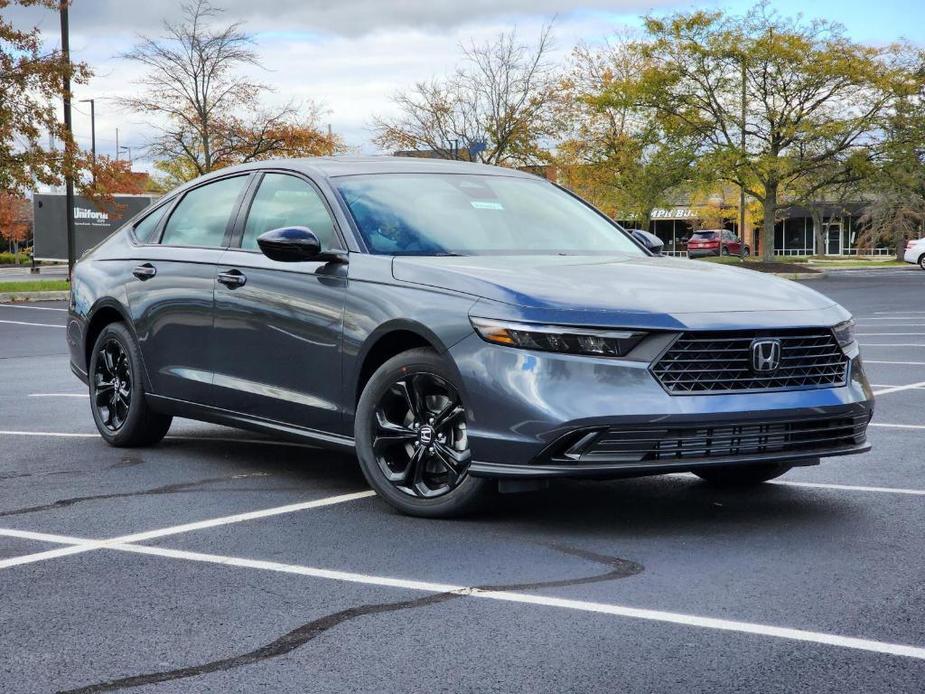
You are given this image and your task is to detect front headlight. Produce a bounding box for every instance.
[832,319,856,348]
[470,317,647,357]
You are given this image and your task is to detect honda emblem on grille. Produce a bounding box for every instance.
[750,339,782,373]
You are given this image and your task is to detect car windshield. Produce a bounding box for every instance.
[334,173,644,256]
[690,232,718,240]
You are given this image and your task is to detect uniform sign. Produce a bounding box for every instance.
[32,194,157,260]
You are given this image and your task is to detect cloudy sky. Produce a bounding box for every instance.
[7,0,924,170]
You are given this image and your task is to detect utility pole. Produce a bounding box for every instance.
[115,127,119,160]
[60,3,76,278]
[119,145,133,167]
[80,98,96,177]
[739,55,747,260]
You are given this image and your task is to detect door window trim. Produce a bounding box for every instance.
[229,169,348,254]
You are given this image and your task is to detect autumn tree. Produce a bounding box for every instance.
[859,54,925,260]
[0,0,89,195]
[372,26,559,166]
[0,193,31,253]
[637,5,903,260]
[121,0,341,182]
[555,35,696,223]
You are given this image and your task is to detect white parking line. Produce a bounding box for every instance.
[771,481,925,496]
[865,360,925,366]
[858,333,925,336]
[28,393,88,398]
[859,344,925,348]
[872,381,925,396]
[2,526,923,661]
[0,490,375,570]
[0,304,67,312]
[870,422,925,430]
[0,319,64,328]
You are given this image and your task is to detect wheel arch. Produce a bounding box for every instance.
[353,322,445,406]
[84,299,152,391]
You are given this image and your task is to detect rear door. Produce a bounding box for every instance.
[126,173,251,403]
[209,171,348,435]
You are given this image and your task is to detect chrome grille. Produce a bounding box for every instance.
[651,328,849,394]
[579,415,867,463]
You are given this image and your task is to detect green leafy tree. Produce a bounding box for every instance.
[555,36,696,223]
[638,4,903,260]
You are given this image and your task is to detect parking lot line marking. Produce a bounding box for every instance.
[872,380,925,396]
[858,333,925,336]
[28,393,88,398]
[870,422,925,430]
[103,543,925,661]
[113,490,376,544]
[0,319,64,328]
[771,481,925,496]
[0,304,67,312]
[859,344,925,347]
[0,490,376,570]
[865,360,925,365]
[0,430,98,438]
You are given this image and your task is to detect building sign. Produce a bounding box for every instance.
[32,194,157,260]
[650,207,698,220]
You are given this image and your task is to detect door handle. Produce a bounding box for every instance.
[132,263,156,281]
[217,269,246,288]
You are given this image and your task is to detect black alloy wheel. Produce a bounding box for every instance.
[372,372,470,498]
[94,337,132,432]
[88,322,172,447]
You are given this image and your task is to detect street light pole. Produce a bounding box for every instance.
[739,55,747,261]
[119,145,133,166]
[60,3,76,279]
[79,98,96,169]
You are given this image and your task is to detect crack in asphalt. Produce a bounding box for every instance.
[57,543,643,693]
[0,473,272,518]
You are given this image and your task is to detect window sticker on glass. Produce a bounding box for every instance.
[470,200,504,210]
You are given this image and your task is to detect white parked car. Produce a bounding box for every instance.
[904,238,925,270]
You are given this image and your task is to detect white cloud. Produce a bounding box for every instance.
[8,1,655,167]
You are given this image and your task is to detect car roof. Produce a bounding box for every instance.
[193,156,539,182]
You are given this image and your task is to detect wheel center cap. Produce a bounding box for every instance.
[418,425,435,446]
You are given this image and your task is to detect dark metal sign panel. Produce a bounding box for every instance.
[32,194,156,260]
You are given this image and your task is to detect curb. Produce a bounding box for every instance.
[0,290,69,304]
[778,272,826,280]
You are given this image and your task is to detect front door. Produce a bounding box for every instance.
[826,224,842,255]
[210,172,348,435]
[126,174,251,403]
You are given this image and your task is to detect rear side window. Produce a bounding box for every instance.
[691,232,717,240]
[241,173,336,250]
[132,204,169,243]
[160,176,248,248]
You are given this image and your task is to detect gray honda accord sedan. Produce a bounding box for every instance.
[67,157,873,516]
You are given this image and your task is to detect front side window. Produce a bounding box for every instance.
[241,173,337,250]
[132,203,169,243]
[334,174,643,256]
[160,176,248,248]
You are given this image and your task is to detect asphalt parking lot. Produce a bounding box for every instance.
[1,268,924,693]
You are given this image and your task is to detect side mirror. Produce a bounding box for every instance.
[256,226,347,263]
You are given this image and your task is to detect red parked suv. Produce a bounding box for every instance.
[687,229,750,258]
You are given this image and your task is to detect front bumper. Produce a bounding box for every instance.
[450,331,873,479]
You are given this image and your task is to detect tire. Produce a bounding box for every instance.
[693,463,791,487]
[355,348,489,518]
[743,247,751,258]
[88,322,172,447]
[721,246,730,256]
[919,253,925,270]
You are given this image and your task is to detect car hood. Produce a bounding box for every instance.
[392,254,841,327]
